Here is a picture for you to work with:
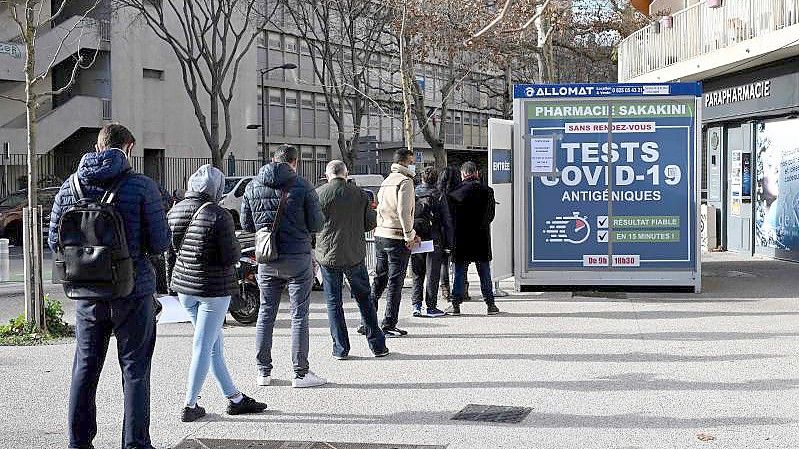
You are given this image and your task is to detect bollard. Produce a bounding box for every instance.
[0,238,9,282]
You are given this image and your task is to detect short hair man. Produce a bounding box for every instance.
[448,161,499,316]
[315,160,389,359]
[49,123,171,449]
[370,148,420,337]
[241,144,327,388]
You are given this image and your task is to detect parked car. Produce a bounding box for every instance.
[0,187,60,245]
[218,176,253,228]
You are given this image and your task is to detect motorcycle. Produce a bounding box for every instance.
[229,246,260,324]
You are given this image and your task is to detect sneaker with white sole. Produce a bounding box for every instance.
[412,304,422,317]
[292,371,327,388]
[426,307,446,317]
[257,375,271,386]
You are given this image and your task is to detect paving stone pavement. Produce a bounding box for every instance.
[1,252,799,449]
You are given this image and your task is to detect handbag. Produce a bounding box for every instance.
[255,180,293,263]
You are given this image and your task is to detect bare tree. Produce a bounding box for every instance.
[280,0,391,168]
[113,0,273,167]
[386,0,527,168]
[0,0,101,330]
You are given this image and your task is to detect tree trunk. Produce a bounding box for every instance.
[432,142,446,169]
[23,7,45,331]
[210,91,222,168]
[338,134,354,168]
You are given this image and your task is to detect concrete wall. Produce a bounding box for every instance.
[111,8,258,160]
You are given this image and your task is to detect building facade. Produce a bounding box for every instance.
[0,1,258,194]
[619,0,799,261]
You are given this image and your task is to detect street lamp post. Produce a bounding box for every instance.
[259,63,297,165]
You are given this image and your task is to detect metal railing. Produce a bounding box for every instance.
[101,98,112,120]
[618,0,799,81]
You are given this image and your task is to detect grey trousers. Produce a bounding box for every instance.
[255,253,313,377]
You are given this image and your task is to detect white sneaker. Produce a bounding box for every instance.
[257,375,271,386]
[292,371,327,388]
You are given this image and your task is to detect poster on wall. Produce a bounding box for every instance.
[755,118,799,258]
[524,96,696,270]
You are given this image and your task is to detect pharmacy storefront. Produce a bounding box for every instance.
[703,57,799,262]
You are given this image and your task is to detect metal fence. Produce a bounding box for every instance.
[0,153,329,198]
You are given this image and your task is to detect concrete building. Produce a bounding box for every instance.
[0,1,257,193]
[619,0,799,261]
[0,0,512,194]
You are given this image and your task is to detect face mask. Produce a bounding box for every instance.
[407,164,417,176]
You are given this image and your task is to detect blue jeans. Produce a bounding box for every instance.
[371,237,411,328]
[68,296,156,449]
[321,262,387,357]
[256,253,313,377]
[452,260,494,304]
[178,294,239,406]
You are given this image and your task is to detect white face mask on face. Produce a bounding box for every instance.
[407,164,417,176]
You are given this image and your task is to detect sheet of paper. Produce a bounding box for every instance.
[156,295,192,324]
[411,240,435,254]
[530,137,555,174]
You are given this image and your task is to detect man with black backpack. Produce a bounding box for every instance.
[411,167,453,318]
[48,123,170,449]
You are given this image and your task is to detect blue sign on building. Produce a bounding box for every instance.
[492,149,512,184]
[522,83,700,272]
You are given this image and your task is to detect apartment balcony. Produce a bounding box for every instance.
[0,15,110,82]
[0,95,111,155]
[618,0,799,82]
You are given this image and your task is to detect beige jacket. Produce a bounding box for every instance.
[374,164,416,242]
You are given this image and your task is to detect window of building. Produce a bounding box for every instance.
[285,90,299,137]
[301,92,314,138]
[142,68,164,80]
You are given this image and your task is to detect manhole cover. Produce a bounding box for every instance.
[451,404,532,424]
[174,440,444,449]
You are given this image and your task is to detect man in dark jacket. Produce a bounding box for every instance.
[448,161,499,316]
[241,144,326,388]
[411,166,453,318]
[315,160,388,359]
[48,123,170,449]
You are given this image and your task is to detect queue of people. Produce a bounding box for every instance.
[48,123,499,449]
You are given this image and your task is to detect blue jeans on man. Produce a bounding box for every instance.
[68,297,156,449]
[370,236,411,329]
[320,262,386,357]
[255,253,313,377]
[452,260,494,303]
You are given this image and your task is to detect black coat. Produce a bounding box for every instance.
[167,192,241,297]
[449,179,495,262]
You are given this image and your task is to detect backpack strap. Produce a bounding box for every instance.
[177,201,214,258]
[69,174,84,201]
[101,169,133,204]
[270,178,295,232]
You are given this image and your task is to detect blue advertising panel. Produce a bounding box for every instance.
[525,88,698,271]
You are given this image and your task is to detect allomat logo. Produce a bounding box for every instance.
[542,212,591,244]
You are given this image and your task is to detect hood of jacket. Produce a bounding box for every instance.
[77,148,131,185]
[415,182,440,198]
[258,162,297,189]
[187,164,225,202]
[391,163,414,179]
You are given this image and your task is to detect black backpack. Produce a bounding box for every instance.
[414,193,439,240]
[52,172,135,299]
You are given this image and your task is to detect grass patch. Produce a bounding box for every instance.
[0,296,73,346]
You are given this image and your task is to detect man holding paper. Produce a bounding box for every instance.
[370,149,420,337]
[411,167,453,318]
